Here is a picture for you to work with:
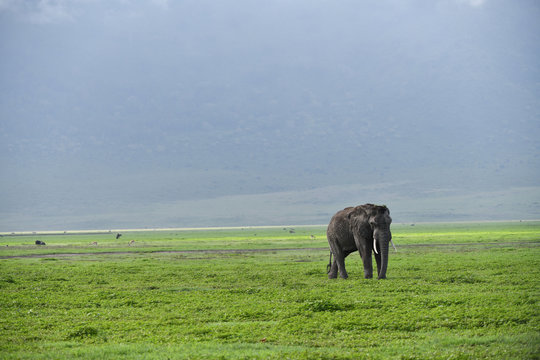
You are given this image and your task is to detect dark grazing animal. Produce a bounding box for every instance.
[327,204,393,279]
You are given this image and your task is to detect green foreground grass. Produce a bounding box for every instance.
[1,222,539,359]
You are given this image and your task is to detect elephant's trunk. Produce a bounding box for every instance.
[378,234,390,279]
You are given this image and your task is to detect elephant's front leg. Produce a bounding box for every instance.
[361,252,374,279]
[355,238,373,278]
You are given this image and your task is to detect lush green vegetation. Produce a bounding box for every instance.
[1,222,539,359]
[0,226,327,257]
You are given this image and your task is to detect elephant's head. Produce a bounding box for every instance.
[348,204,393,279]
[367,205,392,279]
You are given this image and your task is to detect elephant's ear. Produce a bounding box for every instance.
[347,206,365,219]
[383,206,392,223]
[375,205,391,222]
[348,206,369,229]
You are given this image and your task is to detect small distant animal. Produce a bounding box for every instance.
[128,240,135,246]
[116,233,122,239]
[289,230,295,233]
[310,235,315,239]
[90,241,98,246]
[35,240,46,245]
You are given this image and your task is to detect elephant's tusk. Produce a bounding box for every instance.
[373,238,378,254]
[391,239,397,252]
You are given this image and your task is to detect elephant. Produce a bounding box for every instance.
[327,204,393,279]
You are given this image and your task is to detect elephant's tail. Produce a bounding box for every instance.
[327,252,332,274]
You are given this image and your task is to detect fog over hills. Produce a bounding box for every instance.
[1,0,539,231]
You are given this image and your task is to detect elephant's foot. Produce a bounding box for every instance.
[339,272,348,279]
[378,275,387,280]
[328,272,338,279]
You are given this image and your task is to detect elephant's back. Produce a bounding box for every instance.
[327,208,354,241]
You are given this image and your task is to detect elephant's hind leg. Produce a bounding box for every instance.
[328,258,338,279]
[333,250,348,279]
[337,258,348,279]
[328,236,348,279]
[328,248,348,279]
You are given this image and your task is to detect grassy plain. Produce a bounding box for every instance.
[0,222,539,359]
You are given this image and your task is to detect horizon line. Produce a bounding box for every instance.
[2,219,539,236]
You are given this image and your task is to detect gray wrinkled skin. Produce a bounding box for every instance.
[327,204,392,279]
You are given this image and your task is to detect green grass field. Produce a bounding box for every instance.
[1,222,539,359]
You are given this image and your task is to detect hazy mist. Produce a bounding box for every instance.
[1,0,539,231]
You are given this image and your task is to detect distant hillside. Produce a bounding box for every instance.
[0,0,539,231]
